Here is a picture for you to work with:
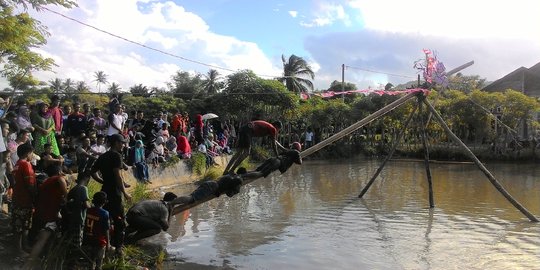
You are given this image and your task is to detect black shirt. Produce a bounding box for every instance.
[92,150,123,198]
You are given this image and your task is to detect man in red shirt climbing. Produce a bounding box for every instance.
[223,120,287,175]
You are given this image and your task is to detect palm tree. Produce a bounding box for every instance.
[108,82,121,94]
[63,78,75,94]
[129,84,154,97]
[202,69,221,95]
[49,78,63,94]
[93,71,108,94]
[75,81,90,92]
[278,54,315,93]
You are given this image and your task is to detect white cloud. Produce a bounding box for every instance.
[9,0,282,91]
[288,10,298,18]
[348,0,540,42]
[300,3,350,28]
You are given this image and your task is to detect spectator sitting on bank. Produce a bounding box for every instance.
[149,136,166,167]
[90,134,107,156]
[176,135,191,159]
[56,134,70,156]
[129,140,150,184]
[165,136,177,157]
[39,143,64,172]
[157,122,169,140]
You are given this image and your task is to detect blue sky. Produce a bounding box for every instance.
[5,0,540,91]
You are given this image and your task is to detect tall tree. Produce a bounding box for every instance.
[63,78,74,94]
[48,78,63,94]
[202,69,222,95]
[129,84,154,97]
[108,82,121,94]
[93,71,108,94]
[278,54,315,93]
[168,71,204,100]
[1,1,77,88]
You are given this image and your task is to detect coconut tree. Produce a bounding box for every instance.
[278,54,315,93]
[93,70,108,94]
[129,84,155,97]
[202,69,222,95]
[49,78,63,94]
[108,82,121,95]
[63,78,75,94]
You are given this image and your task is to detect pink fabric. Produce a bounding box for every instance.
[300,88,430,100]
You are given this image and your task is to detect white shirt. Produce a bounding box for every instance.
[107,113,123,136]
[305,131,314,142]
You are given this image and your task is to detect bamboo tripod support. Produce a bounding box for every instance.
[423,98,538,222]
[358,103,418,198]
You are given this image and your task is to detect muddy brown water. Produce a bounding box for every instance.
[162,158,540,269]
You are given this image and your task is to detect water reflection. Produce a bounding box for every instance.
[166,159,540,269]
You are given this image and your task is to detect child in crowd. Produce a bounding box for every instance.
[64,174,91,248]
[11,143,36,255]
[84,191,110,270]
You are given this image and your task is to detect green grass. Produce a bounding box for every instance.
[185,152,207,175]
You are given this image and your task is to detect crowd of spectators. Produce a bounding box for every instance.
[0,94,235,268]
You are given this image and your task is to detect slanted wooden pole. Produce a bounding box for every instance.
[423,98,539,222]
[418,97,434,208]
[359,103,418,198]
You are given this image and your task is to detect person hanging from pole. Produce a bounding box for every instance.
[223,120,287,175]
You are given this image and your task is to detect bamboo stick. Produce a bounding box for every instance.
[423,99,538,222]
[358,103,418,198]
[418,99,434,208]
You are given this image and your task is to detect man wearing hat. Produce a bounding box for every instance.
[90,133,131,256]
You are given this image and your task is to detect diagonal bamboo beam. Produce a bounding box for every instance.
[423,98,538,222]
[358,103,418,198]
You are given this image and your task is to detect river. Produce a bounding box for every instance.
[163,158,540,269]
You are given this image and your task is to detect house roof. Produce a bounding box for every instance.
[482,62,540,97]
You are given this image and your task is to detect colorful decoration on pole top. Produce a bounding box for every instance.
[414,49,448,87]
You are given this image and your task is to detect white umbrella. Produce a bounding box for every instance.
[202,113,219,120]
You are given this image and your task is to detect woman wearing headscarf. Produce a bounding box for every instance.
[131,140,149,183]
[16,106,34,142]
[31,101,60,156]
[194,114,204,145]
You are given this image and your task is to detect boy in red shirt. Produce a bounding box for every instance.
[11,143,36,255]
[84,191,110,270]
[223,120,287,175]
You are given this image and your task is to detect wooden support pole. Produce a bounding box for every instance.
[358,103,419,198]
[423,98,539,222]
[301,92,418,158]
[418,98,434,208]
